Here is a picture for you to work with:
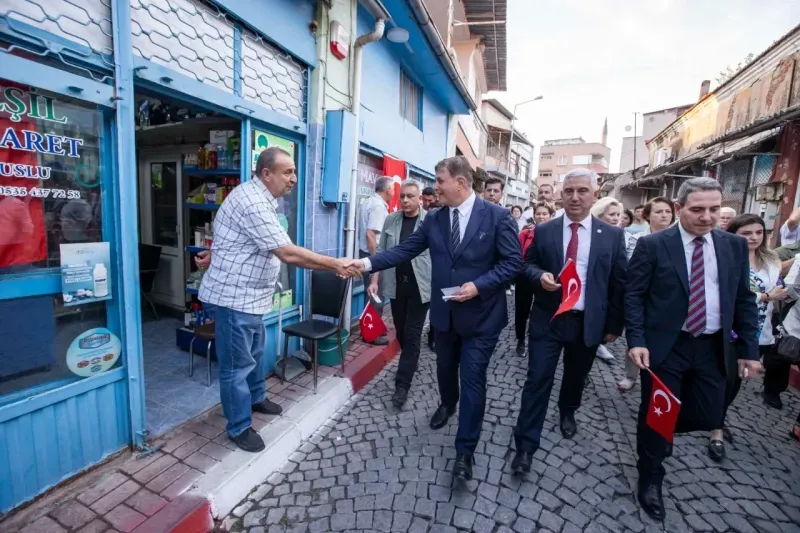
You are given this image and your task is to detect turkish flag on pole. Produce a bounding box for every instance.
[645,369,681,443]
[360,301,387,343]
[552,259,581,320]
[383,154,407,213]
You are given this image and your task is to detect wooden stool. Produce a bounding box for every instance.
[190,322,215,386]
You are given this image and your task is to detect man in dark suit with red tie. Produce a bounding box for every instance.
[511,169,627,475]
[625,177,760,520]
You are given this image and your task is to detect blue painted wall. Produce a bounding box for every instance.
[0,375,129,513]
[357,8,450,174]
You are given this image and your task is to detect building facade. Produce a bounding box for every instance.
[618,105,693,173]
[481,98,533,205]
[0,0,471,514]
[537,130,611,197]
[624,24,800,244]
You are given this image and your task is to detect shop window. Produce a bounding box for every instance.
[0,297,114,404]
[0,79,105,275]
[252,130,299,311]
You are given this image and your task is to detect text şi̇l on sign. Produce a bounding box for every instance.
[0,85,85,199]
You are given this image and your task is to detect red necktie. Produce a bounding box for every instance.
[566,222,580,263]
[686,237,707,336]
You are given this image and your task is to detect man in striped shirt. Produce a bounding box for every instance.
[200,147,356,452]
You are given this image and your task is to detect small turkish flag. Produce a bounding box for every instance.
[360,301,387,343]
[552,259,581,319]
[383,154,407,213]
[645,369,681,443]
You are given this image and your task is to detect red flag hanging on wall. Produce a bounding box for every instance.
[382,154,407,213]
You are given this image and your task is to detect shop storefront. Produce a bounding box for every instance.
[0,0,315,513]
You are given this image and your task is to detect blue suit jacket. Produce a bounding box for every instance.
[624,225,759,372]
[525,216,627,346]
[368,198,522,338]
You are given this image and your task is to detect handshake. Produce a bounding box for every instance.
[333,258,366,279]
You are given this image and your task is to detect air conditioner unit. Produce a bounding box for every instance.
[655,148,672,167]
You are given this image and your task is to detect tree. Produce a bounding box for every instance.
[716,53,755,85]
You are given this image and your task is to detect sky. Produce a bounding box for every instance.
[487,0,800,173]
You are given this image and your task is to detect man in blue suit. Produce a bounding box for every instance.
[512,169,627,475]
[625,178,760,520]
[354,156,521,480]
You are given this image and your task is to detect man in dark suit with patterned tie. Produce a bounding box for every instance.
[511,169,627,475]
[625,177,760,520]
[353,156,521,481]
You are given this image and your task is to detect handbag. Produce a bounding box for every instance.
[774,300,800,364]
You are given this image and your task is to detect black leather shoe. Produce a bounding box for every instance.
[367,336,390,346]
[252,399,283,415]
[430,404,455,430]
[515,341,525,356]
[511,451,533,475]
[452,453,474,481]
[392,386,409,409]
[763,392,783,410]
[637,481,665,521]
[708,439,725,462]
[560,412,577,439]
[229,428,265,453]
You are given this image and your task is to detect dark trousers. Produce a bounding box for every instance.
[391,279,429,389]
[514,275,535,343]
[435,328,500,455]
[514,311,597,453]
[637,331,726,484]
[763,349,794,396]
[720,344,773,427]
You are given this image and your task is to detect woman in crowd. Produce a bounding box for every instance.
[707,214,786,460]
[515,201,555,356]
[769,249,800,411]
[510,205,523,228]
[621,208,633,229]
[590,197,624,362]
[618,196,676,391]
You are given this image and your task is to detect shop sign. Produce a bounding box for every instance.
[1,85,86,199]
[252,130,296,171]
[60,242,112,306]
[66,327,122,377]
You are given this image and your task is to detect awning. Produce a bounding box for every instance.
[624,127,782,190]
[697,104,800,149]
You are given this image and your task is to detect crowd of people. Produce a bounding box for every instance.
[193,148,799,523]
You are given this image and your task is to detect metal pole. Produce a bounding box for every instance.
[633,112,637,171]
[446,0,455,49]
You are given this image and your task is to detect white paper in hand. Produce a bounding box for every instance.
[441,286,460,301]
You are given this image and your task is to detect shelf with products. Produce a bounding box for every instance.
[184,202,220,211]
[182,168,240,177]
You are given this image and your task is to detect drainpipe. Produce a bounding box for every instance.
[343,16,385,332]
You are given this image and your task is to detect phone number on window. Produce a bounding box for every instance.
[0,186,81,199]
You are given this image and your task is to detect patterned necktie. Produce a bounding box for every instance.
[566,222,580,263]
[686,237,707,336]
[451,208,461,250]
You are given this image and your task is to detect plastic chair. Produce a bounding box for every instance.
[281,271,350,393]
[189,322,214,386]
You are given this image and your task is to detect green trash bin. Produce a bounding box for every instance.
[317,329,350,366]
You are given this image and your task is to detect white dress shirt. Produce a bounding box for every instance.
[780,220,800,246]
[363,192,477,273]
[450,192,476,243]
[562,214,592,311]
[678,224,721,334]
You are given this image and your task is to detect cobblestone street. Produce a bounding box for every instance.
[222,303,800,533]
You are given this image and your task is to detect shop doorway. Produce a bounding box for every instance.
[133,90,241,436]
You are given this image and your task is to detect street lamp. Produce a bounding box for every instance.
[506,96,543,183]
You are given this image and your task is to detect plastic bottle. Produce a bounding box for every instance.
[93,263,109,298]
